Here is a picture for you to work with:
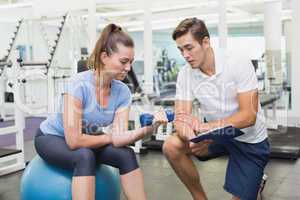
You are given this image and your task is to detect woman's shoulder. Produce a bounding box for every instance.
[113,79,129,89]
[71,70,92,81]
[113,79,131,96]
[66,71,93,88]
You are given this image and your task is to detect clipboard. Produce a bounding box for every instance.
[190,126,245,143]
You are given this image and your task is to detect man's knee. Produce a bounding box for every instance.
[163,134,186,160]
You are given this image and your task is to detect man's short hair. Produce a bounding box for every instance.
[172,18,210,44]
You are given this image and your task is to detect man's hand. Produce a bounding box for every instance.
[189,140,213,157]
[175,113,213,156]
[193,122,211,134]
[176,113,210,134]
[175,122,196,141]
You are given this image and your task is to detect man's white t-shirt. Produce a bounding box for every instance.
[175,49,267,143]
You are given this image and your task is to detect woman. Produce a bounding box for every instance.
[35,23,167,200]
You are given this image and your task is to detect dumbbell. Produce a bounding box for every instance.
[140,110,174,127]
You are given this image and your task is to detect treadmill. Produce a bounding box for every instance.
[268,126,300,159]
[260,93,300,160]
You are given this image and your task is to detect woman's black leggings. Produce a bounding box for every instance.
[34,129,139,176]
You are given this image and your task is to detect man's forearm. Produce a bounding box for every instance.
[174,110,256,136]
[206,111,256,130]
[175,121,196,140]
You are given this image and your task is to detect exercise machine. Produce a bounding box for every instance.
[0,61,14,122]
[252,55,299,160]
[0,19,23,121]
[14,14,71,114]
[0,76,26,176]
[268,126,300,160]
[260,92,300,160]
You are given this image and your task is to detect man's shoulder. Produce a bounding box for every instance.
[178,64,193,76]
[226,51,253,72]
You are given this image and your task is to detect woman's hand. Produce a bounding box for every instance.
[104,132,113,144]
[142,110,169,136]
[153,110,169,126]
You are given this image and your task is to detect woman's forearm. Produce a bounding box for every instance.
[111,124,159,147]
[67,133,111,150]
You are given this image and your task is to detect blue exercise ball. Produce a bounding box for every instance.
[21,156,121,200]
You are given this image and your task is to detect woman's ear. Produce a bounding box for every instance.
[100,52,109,64]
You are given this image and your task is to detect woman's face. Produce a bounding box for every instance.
[102,43,134,80]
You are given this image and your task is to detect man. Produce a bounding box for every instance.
[163,18,270,200]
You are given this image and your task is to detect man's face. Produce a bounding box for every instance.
[175,32,210,69]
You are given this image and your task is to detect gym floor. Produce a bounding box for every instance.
[0,139,300,200]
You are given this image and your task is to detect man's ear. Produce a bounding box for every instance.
[201,36,210,49]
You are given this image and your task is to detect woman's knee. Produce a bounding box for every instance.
[73,148,96,176]
[115,147,139,175]
[74,148,96,164]
[163,135,186,160]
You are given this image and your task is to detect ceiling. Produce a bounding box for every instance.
[0,0,293,31]
[92,0,293,31]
